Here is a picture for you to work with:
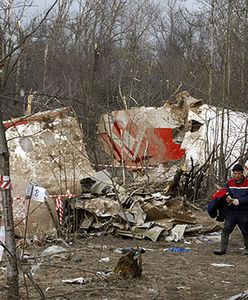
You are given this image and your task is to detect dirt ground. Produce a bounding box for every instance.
[1,211,248,300]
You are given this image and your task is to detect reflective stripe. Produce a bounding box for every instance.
[229,187,248,189]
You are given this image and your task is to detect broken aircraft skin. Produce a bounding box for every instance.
[98,104,185,168]
[5,107,94,196]
[1,107,94,238]
[98,91,248,171]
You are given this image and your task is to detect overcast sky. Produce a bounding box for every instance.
[22,0,199,20]
[29,0,200,14]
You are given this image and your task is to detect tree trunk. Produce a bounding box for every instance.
[0,102,19,299]
[219,0,232,184]
[208,0,215,104]
[0,15,20,297]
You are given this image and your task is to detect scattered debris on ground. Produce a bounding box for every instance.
[1,95,248,299]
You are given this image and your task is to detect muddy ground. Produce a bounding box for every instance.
[0,211,248,300]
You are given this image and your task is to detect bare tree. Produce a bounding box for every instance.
[0,0,58,298]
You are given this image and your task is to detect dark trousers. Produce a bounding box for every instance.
[223,209,248,238]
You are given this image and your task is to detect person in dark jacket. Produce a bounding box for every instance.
[214,163,248,255]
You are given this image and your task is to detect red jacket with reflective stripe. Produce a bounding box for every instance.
[227,177,248,210]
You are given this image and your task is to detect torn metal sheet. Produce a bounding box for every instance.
[90,170,125,195]
[80,212,94,230]
[74,197,121,217]
[5,107,94,196]
[142,202,169,221]
[118,211,136,223]
[117,230,145,239]
[129,202,146,225]
[185,224,203,233]
[166,213,197,225]
[135,222,154,229]
[181,94,248,169]
[92,218,110,229]
[112,222,126,230]
[98,105,185,167]
[154,219,174,231]
[118,226,165,242]
[99,91,248,171]
[166,224,187,242]
[143,226,165,242]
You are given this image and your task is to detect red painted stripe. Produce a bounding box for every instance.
[4,120,28,129]
[113,121,122,137]
[100,133,122,161]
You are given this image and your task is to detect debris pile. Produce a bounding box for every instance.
[64,188,197,242]
[1,98,226,257]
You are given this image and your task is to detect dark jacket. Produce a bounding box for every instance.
[208,188,228,221]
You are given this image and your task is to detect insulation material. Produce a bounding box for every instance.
[5,107,94,195]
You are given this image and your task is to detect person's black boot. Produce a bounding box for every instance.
[213,232,229,255]
[243,236,248,255]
